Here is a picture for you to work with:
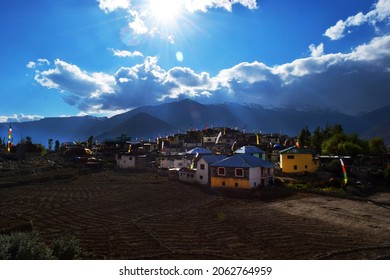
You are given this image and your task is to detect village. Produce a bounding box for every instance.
[1,124,388,193]
[1,125,390,260]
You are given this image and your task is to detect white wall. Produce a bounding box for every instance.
[249,167,262,188]
[179,170,196,184]
[174,158,189,169]
[195,158,209,185]
[116,155,136,169]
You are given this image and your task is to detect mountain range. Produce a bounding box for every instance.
[1,99,389,146]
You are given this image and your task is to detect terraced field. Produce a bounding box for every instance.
[1,170,390,259]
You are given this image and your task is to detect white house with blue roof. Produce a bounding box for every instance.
[210,154,275,189]
[234,145,266,160]
[195,155,228,185]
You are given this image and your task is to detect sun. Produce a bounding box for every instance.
[148,0,183,23]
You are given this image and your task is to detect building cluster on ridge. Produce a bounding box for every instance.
[106,127,320,189]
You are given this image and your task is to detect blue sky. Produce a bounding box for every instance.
[1,0,390,122]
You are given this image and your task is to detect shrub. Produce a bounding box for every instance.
[52,234,81,260]
[0,232,52,260]
[0,232,82,260]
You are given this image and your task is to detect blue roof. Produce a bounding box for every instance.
[234,146,264,154]
[211,154,275,168]
[186,147,212,155]
[279,146,316,154]
[199,155,228,164]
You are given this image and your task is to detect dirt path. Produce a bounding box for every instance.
[1,170,389,259]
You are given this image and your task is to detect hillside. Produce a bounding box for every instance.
[96,112,174,140]
[1,99,389,145]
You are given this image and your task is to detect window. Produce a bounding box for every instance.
[217,167,226,176]
[294,165,297,170]
[200,164,205,170]
[222,181,226,186]
[287,155,294,159]
[191,174,194,178]
[129,157,133,160]
[199,175,203,180]
[235,182,239,187]
[235,168,244,177]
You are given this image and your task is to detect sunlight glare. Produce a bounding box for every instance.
[148,0,183,22]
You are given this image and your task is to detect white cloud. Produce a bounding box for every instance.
[111,49,143,58]
[97,0,130,13]
[34,59,116,98]
[26,58,50,69]
[78,105,129,118]
[324,0,390,40]
[324,20,346,40]
[309,43,324,57]
[184,0,258,13]
[98,0,258,46]
[368,0,390,22]
[26,61,36,69]
[0,114,44,123]
[349,34,390,61]
[37,58,50,66]
[33,35,390,115]
[128,10,149,34]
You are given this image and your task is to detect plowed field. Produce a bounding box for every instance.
[1,170,390,259]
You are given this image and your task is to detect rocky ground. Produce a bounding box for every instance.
[1,169,390,259]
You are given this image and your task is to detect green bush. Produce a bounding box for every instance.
[0,232,82,260]
[0,232,53,260]
[52,234,81,260]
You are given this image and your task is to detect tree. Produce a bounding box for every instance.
[48,139,53,150]
[311,126,323,153]
[298,126,311,148]
[55,140,60,151]
[322,133,346,155]
[25,136,32,145]
[341,141,363,157]
[369,138,386,156]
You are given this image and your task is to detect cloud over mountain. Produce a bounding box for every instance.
[32,34,390,116]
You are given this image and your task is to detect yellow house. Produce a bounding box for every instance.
[210,154,275,189]
[279,147,319,173]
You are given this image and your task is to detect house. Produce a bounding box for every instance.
[102,134,131,157]
[116,154,148,169]
[203,136,218,147]
[279,146,319,173]
[260,133,282,146]
[210,154,276,189]
[178,167,197,184]
[196,155,227,185]
[158,155,188,169]
[116,154,136,169]
[234,145,266,159]
[186,147,212,155]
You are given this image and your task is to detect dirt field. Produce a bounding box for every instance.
[1,170,390,259]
